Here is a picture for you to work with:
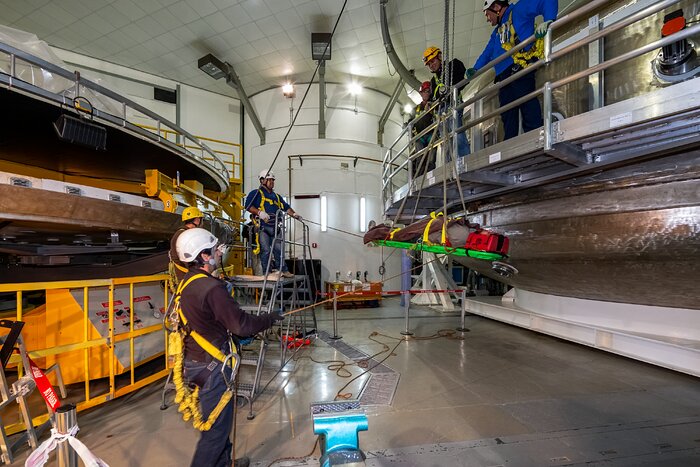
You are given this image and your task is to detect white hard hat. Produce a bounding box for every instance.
[176,228,218,263]
[259,170,275,180]
[483,0,503,10]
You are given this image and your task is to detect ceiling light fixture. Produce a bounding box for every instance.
[348,82,362,96]
[311,32,332,61]
[403,103,414,114]
[282,83,295,98]
[197,53,228,80]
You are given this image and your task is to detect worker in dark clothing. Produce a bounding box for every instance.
[244,170,302,277]
[170,206,204,285]
[409,81,437,176]
[423,46,470,158]
[176,227,283,467]
[467,0,558,140]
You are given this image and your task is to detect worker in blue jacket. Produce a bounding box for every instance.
[467,0,558,140]
[245,170,302,277]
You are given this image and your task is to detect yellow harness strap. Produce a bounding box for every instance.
[389,228,401,240]
[175,274,237,363]
[422,212,447,245]
[174,262,188,273]
[252,188,284,256]
[499,11,544,69]
[251,217,261,255]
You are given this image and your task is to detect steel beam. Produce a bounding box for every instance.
[223,62,266,145]
[377,77,404,146]
[319,60,326,139]
[379,0,421,91]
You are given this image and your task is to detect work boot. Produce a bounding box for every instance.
[281,271,294,278]
[233,456,250,467]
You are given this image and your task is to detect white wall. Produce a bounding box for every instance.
[51,47,241,164]
[244,83,406,290]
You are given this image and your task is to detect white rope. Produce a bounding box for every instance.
[25,425,109,467]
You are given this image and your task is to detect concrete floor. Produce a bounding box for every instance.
[13,302,700,466]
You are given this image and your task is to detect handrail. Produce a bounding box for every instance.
[456,5,697,136]
[0,41,230,189]
[136,123,242,184]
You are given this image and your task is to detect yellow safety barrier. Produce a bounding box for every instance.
[0,274,171,436]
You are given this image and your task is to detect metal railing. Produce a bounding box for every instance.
[0,41,230,191]
[136,124,243,185]
[382,0,697,212]
[0,274,170,436]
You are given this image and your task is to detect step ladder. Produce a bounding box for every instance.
[0,320,66,464]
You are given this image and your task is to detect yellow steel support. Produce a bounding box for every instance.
[144,169,177,213]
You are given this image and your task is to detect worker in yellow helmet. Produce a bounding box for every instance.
[169,206,204,284]
[422,46,470,158]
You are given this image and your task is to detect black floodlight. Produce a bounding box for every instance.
[198,53,228,80]
[311,33,332,61]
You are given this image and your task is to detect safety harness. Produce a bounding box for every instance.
[167,273,240,431]
[251,187,284,255]
[498,10,544,69]
[422,211,449,246]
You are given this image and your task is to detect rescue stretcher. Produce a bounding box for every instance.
[363,212,509,261]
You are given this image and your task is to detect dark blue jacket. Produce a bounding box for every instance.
[474,0,558,76]
[245,185,291,226]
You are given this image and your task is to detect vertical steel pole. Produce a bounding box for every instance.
[543,82,553,151]
[331,290,342,340]
[457,289,470,332]
[400,291,413,336]
[56,404,78,467]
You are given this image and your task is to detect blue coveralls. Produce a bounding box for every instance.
[244,186,292,274]
[473,0,558,140]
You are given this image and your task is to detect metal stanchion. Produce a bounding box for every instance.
[55,404,78,467]
[330,290,342,340]
[400,291,413,336]
[457,289,470,333]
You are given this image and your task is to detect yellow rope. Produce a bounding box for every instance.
[499,12,545,69]
[169,331,234,431]
[503,37,544,69]
[167,274,236,432]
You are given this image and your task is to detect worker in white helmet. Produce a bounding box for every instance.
[467,0,558,140]
[175,227,283,467]
[244,170,302,278]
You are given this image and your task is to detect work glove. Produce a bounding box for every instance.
[466,68,476,79]
[258,211,270,222]
[272,311,285,322]
[535,20,552,39]
[293,213,303,221]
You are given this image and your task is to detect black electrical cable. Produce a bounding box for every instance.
[263,0,348,177]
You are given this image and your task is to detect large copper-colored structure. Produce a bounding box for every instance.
[382,0,700,311]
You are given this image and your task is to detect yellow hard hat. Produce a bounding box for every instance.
[423,46,441,63]
[182,206,204,222]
